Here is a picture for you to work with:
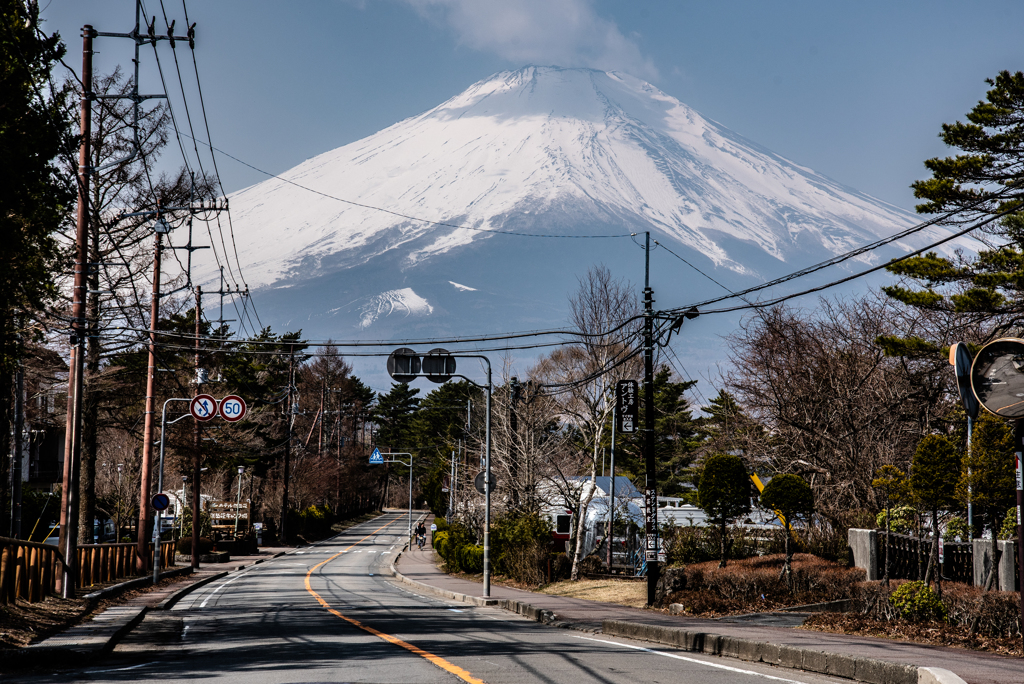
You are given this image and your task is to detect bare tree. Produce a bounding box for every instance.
[530,266,642,579]
[726,294,957,524]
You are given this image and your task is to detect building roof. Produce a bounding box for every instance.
[567,475,642,499]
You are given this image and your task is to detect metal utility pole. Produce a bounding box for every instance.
[280,345,295,544]
[135,203,166,574]
[642,231,660,605]
[607,403,616,571]
[1015,420,1024,650]
[234,466,245,537]
[59,25,94,596]
[191,286,203,570]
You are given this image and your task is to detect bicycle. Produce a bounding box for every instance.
[416,533,426,550]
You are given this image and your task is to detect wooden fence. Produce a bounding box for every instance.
[0,537,176,604]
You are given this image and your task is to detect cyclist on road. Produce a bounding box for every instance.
[415,521,427,549]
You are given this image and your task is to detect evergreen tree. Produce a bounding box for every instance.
[0,0,75,532]
[872,464,909,585]
[373,383,421,451]
[956,412,1016,589]
[880,71,1024,348]
[696,453,752,567]
[760,473,814,590]
[908,435,960,595]
[614,366,699,495]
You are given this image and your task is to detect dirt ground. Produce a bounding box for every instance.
[803,612,1023,658]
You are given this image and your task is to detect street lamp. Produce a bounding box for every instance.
[234,466,245,537]
[386,348,493,596]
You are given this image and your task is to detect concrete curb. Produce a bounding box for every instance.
[602,620,966,684]
[391,551,966,684]
[156,570,228,610]
[81,564,193,607]
[918,667,969,684]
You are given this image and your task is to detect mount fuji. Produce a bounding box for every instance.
[207,66,942,384]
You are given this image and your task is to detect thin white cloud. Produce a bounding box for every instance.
[402,0,658,80]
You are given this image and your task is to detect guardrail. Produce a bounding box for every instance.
[0,537,176,604]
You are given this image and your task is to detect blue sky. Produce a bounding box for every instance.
[41,1,1022,212]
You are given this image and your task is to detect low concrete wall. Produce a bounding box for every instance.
[972,539,1017,591]
[848,529,878,581]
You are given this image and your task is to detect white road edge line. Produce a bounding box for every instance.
[85,662,151,674]
[571,635,811,684]
[199,571,249,608]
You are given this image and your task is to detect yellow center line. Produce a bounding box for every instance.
[304,515,486,684]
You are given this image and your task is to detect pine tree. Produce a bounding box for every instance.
[880,71,1024,348]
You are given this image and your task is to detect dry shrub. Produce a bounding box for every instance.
[666,554,864,614]
[855,580,1021,639]
[663,521,852,566]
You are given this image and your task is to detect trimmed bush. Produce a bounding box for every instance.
[890,580,947,622]
[459,544,484,573]
[176,536,214,554]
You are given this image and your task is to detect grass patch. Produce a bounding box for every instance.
[538,578,649,608]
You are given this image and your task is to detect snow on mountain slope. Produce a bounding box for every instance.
[214,66,919,295]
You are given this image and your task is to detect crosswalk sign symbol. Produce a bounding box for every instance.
[369,447,383,464]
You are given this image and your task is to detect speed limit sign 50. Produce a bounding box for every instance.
[220,395,247,422]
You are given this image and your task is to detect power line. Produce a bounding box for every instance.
[176,132,635,240]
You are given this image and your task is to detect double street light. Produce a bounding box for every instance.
[386,348,494,597]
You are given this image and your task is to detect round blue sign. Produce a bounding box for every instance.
[152,493,170,511]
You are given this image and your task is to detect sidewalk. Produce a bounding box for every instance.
[394,546,1021,684]
[2,546,289,671]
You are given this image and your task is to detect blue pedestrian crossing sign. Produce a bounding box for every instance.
[369,447,383,465]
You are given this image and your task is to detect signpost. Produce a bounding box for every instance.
[152,493,170,511]
[368,451,414,542]
[189,394,218,421]
[968,338,1024,641]
[219,395,247,422]
[616,379,638,434]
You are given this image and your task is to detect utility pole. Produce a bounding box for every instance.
[135,202,166,574]
[1015,420,1024,651]
[281,345,295,544]
[59,25,94,596]
[643,231,660,605]
[191,286,203,570]
[607,403,616,572]
[12,350,24,539]
[509,377,520,509]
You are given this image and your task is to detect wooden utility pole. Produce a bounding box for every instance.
[135,201,166,574]
[192,286,203,569]
[59,25,94,596]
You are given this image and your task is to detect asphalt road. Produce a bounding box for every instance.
[18,512,850,684]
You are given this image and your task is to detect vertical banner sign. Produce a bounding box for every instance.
[616,380,638,434]
[1017,453,1022,525]
[644,487,659,561]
